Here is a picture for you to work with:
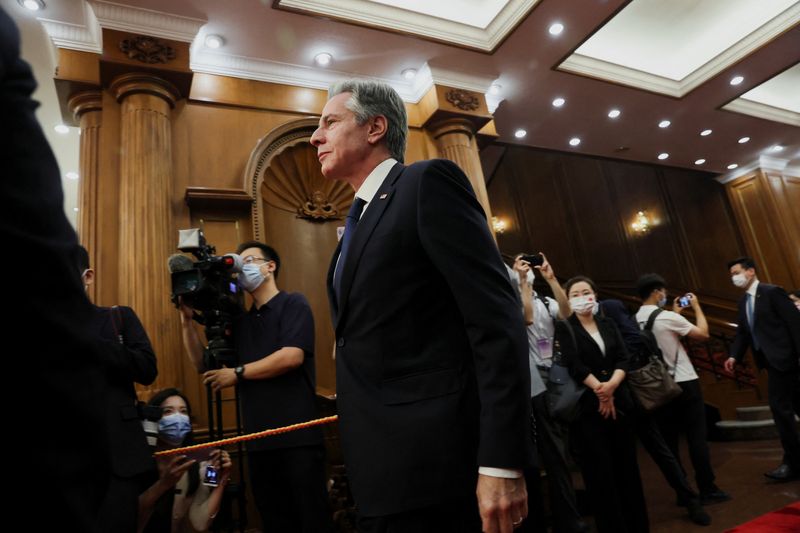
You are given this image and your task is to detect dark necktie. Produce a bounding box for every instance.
[747,292,760,350]
[334,196,367,304]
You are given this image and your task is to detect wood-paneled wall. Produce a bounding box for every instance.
[486,145,749,318]
[725,169,800,291]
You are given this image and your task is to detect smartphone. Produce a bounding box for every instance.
[520,254,544,268]
[678,294,692,308]
[203,464,219,487]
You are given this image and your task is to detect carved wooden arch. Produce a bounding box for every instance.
[243,118,352,241]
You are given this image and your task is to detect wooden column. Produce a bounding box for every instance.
[428,118,494,222]
[111,73,181,393]
[68,90,103,300]
[419,85,496,231]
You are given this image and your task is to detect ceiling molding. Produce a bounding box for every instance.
[275,0,540,53]
[715,155,792,183]
[38,2,101,53]
[88,0,206,42]
[559,1,800,98]
[190,50,430,102]
[715,159,761,184]
[758,155,790,172]
[557,54,681,97]
[722,98,800,127]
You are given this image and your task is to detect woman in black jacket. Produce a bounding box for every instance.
[559,276,648,533]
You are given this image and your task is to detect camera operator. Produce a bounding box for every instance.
[76,245,159,533]
[178,241,332,533]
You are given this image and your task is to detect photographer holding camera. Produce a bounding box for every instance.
[635,273,730,505]
[76,245,159,533]
[178,241,331,533]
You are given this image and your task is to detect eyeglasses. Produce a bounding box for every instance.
[242,255,268,265]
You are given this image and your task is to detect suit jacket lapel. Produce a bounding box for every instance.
[336,163,404,330]
[327,238,343,327]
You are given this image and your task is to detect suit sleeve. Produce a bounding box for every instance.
[769,286,800,355]
[417,159,532,469]
[729,300,750,363]
[100,307,158,385]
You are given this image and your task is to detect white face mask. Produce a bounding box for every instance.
[731,273,749,288]
[570,294,596,315]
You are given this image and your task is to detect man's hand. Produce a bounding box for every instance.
[724,357,737,374]
[535,252,556,282]
[203,368,237,391]
[688,292,701,310]
[512,257,531,283]
[476,474,528,533]
[177,297,195,323]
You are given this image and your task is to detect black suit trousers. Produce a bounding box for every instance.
[764,360,800,469]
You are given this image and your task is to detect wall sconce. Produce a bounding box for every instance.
[631,210,651,234]
[492,216,507,234]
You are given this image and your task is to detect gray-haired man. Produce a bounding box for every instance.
[312,80,534,532]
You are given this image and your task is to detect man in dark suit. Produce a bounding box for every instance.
[724,257,800,482]
[2,7,109,530]
[310,80,533,533]
[76,246,159,532]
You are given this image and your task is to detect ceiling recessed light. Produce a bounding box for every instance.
[608,109,621,119]
[694,159,706,165]
[54,124,69,134]
[727,163,738,170]
[700,129,712,136]
[770,145,784,152]
[514,129,527,139]
[489,84,502,96]
[569,137,581,147]
[65,171,79,180]
[552,97,565,108]
[658,153,669,160]
[730,75,744,86]
[19,0,44,11]
[658,120,671,129]
[548,23,564,35]
[401,68,417,80]
[314,52,332,66]
[738,136,750,144]
[204,34,224,49]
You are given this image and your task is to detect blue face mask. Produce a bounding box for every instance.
[657,296,668,307]
[158,413,191,446]
[238,264,266,292]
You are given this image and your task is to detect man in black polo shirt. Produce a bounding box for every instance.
[179,241,331,532]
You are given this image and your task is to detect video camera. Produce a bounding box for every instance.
[169,229,244,369]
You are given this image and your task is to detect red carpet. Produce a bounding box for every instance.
[725,501,800,532]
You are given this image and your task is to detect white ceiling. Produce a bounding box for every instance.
[740,64,800,113]
[559,0,800,97]
[573,0,797,81]
[3,0,799,227]
[368,0,509,29]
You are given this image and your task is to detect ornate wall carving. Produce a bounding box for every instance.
[119,35,176,64]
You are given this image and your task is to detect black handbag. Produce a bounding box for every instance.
[626,309,682,411]
[544,320,586,422]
